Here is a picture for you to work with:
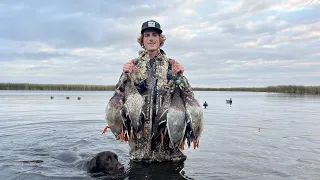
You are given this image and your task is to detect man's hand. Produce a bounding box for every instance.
[123,59,135,73]
[172,59,184,75]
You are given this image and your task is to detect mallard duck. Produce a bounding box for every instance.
[151,87,172,150]
[121,72,145,141]
[166,86,186,150]
[102,91,125,140]
[183,95,204,149]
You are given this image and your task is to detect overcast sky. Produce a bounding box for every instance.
[1,0,319,88]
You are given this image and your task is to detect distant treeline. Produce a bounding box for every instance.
[193,85,320,95]
[0,83,319,95]
[0,83,115,91]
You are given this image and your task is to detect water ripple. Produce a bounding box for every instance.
[1,91,319,180]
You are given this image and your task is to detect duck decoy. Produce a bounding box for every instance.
[203,101,208,109]
[226,98,232,104]
[77,97,81,100]
[66,97,70,99]
[50,96,54,99]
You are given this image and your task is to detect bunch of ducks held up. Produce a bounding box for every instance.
[50,96,81,100]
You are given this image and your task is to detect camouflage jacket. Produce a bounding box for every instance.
[114,49,196,162]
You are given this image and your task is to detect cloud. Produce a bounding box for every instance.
[0,0,319,87]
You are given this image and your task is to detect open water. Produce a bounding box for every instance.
[0,90,319,180]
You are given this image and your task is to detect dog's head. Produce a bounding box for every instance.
[87,151,124,175]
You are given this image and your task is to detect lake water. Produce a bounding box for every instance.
[0,90,319,180]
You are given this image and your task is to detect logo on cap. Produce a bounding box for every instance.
[148,21,156,27]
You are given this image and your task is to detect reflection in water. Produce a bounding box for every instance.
[1,91,320,180]
[90,161,186,180]
[127,161,186,180]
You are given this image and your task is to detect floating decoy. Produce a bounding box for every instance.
[203,101,208,109]
[50,96,54,99]
[226,98,232,104]
[77,97,81,100]
[66,97,70,99]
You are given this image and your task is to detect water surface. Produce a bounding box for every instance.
[0,90,319,180]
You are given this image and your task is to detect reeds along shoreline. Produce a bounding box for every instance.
[0,83,319,95]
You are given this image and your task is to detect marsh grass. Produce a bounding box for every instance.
[0,83,115,91]
[1,83,319,95]
[193,85,320,94]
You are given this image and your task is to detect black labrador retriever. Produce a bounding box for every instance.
[86,151,125,175]
[19,150,125,176]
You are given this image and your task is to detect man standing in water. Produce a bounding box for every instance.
[110,20,200,162]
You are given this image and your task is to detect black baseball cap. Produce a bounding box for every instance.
[141,20,162,34]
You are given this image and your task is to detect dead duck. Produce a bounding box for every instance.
[121,72,145,141]
[183,94,204,149]
[166,85,186,151]
[102,91,125,140]
[151,87,172,150]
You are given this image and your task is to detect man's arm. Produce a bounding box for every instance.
[114,58,138,94]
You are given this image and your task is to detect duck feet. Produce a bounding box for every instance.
[120,126,128,142]
[192,139,199,149]
[101,125,110,134]
[179,141,185,150]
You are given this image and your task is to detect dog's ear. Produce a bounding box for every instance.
[87,154,99,173]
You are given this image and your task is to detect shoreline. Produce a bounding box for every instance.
[0,83,319,95]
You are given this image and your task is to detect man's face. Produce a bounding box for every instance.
[143,29,161,51]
